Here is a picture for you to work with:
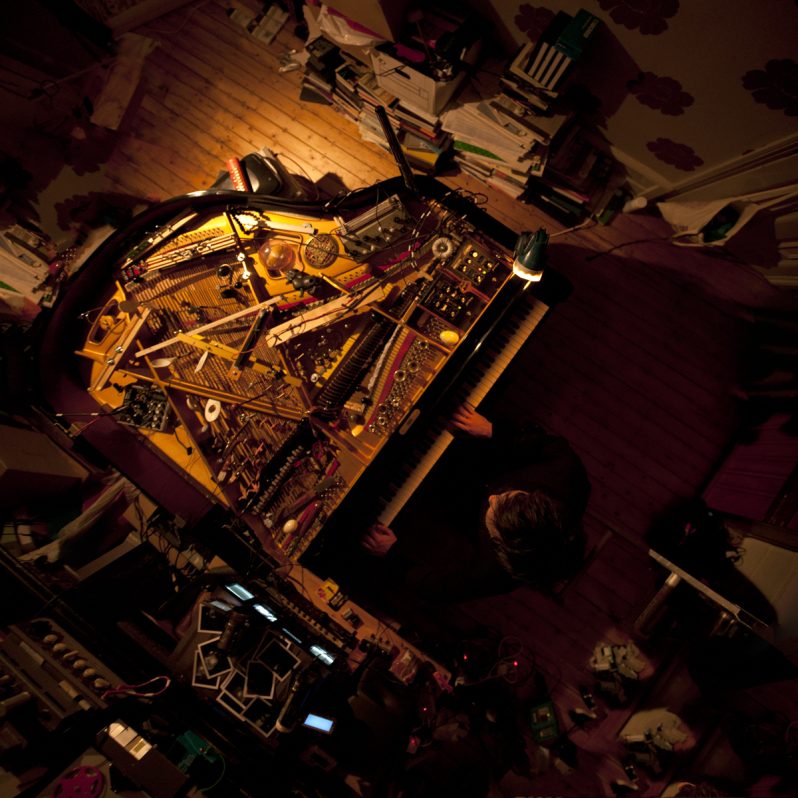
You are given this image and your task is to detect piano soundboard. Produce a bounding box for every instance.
[67,179,551,561]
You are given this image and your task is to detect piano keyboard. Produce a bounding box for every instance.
[377,295,550,525]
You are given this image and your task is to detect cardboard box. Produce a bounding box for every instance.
[0,425,88,509]
[370,6,482,116]
[372,47,468,116]
[326,0,411,42]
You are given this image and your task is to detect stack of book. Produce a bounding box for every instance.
[488,9,629,222]
[522,126,629,224]
[359,100,452,174]
[298,38,453,173]
[502,9,600,108]
[0,225,52,321]
[299,37,344,106]
[331,59,370,121]
[439,70,555,198]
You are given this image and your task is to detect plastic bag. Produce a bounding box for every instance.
[657,185,798,247]
[317,5,385,48]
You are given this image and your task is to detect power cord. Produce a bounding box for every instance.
[101,674,171,701]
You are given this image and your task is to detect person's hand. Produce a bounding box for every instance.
[451,404,493,438]
[361,523,397,556]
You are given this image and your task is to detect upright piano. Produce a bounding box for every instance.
[38,175,567,566]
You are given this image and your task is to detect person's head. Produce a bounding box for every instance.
[485,489,585,588]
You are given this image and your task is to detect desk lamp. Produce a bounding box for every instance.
[512,228,548,282]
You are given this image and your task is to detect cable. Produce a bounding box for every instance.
[284,562,311,599]
[585,235,672,261]
[549,218,596,239]
[268,151,320,201]
[101,674,171,701]
[199,752,226,792]
[173,425,194,456]
[53,406,128,418]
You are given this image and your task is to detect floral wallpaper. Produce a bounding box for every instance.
[500,0,798,192]
[742,59,798,117]
[595,0,678,35]
[627,72,693,116]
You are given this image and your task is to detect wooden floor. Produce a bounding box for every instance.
[85,3,795,795]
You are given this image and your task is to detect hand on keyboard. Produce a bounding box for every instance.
[361,523,397,556]
[451,404,493,438]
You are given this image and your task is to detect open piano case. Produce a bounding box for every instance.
[36,165,570,570]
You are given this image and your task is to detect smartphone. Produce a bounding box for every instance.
[301,713,335,734]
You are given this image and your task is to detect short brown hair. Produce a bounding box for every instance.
[491,490,585,587]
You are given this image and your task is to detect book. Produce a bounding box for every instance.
[592,184,629,224]
[531,45,559,84]
[402,130,451,154]
[550,184,590,205]
[485,172,527,199]
[357,72,397,106]
[543,53,574,90]
[525,12,572,80]
[522,180,586,223]
[304,68,334,93]
[334,63,364,95]
[513,106,572,145]
[487,102,549,147]
[453,139,505,162]
[498,76,553,113]
[475,100,541,146]
[299,82,333,105]
[393,103,440,137]
[554,9,601,59]
[526,42,549,79]
[393,100,440,129]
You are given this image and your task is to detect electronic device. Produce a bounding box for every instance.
[301,712,335,734]
[0,618,123,733]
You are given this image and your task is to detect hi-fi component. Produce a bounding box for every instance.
[448,241,510,296]
[418,274,483,329]
[336,195,413,261]
[119,384,172,431]
[0,618,123,732]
